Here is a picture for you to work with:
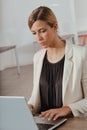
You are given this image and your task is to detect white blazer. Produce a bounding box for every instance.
[28,41,87,117]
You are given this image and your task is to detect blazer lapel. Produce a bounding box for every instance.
[62,42,73,102]
[35,49,46,84]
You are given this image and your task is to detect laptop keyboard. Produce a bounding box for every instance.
[37,123,54,130]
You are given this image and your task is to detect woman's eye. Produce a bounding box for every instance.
[32,32,36,35]
[40,29,46,33]
[31,29,46,35]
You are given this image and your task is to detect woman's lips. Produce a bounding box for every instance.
[39,41,46,46]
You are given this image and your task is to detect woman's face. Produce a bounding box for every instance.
[30,20,57,48]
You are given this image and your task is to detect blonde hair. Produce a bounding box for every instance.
[28,6,58,29]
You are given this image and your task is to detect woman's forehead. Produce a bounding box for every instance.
[31,20,49,30]
[33,20,47,26]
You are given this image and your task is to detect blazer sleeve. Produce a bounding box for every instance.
[28,52,41,112]
[28,49,46,113]
[68,47,87,117]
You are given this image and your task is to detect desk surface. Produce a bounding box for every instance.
[56,117,87,130]
[0,45,16,53]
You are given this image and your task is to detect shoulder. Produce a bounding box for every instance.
[66,40,87,61]
[73,44,87,60]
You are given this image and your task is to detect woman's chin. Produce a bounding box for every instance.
[40,43,48,48]
[41,45,48,48]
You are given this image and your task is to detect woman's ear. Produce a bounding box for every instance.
[54,23,58,32]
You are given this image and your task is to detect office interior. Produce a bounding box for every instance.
[0,0,87,100]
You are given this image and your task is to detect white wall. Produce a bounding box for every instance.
[0,0,35,70]
[0,0,87,70]
[75,0,87,32]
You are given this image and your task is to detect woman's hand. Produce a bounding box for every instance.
[40,106,72,120]
[28,104,35,115]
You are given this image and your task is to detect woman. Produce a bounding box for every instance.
[28,6,87,120]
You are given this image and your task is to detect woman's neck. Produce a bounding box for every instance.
[47,36,65,52]
[47,37,66,63]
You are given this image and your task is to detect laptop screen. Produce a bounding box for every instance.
[0,96,67,130]
[0,96,38,130]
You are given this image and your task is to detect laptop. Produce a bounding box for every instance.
[0,96,67,130]
[34,115,67,130]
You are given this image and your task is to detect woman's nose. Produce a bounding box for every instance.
[36,33,42,41]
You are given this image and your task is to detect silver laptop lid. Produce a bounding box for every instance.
[0,96,38,130]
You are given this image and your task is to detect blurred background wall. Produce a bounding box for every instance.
[0,0,87,70]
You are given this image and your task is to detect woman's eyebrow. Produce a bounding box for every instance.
[31,27,46,32]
